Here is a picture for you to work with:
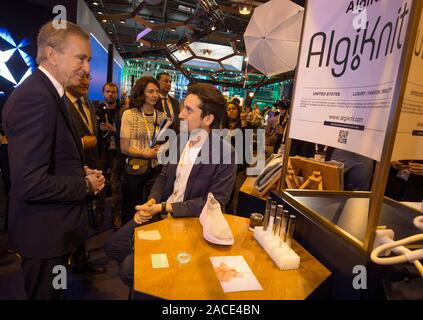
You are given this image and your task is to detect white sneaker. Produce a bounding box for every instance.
[199,193,234,246]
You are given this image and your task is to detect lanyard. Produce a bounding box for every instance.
[141,110,157,145]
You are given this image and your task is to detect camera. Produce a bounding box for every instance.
[94,103,112,139]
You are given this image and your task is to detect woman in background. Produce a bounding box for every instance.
[222,102,248,215]
[120,77,167,224]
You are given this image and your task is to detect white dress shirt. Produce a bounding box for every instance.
[38,66,64,98]
[166,129,209,204]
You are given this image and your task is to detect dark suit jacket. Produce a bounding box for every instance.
[155,95,180,133]
[65,95,99,169]
[2,69,88,259]
[149,132,237,217]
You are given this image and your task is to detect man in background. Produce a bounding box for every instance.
[105,83,237,287]
[155,72,180,133]
[65,74,106,275]
[96,82,122,230]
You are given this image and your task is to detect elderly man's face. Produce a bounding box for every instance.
[67,73,90,98]
[54,34,91,89]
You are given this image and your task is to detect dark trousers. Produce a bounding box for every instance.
[71,242,89,268]
[121,167,160,224]
[21,255,69,300]
[97,149,122,217]
[227,170,247,215]
[104,220,138,287]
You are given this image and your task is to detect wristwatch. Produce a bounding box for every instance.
[161,202,167,214]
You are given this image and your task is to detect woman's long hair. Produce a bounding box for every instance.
[129,76,160,110]
[222,103,242,129]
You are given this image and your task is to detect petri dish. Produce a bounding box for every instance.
[176,251,192,265]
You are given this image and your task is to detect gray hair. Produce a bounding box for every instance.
[36,21,89,65]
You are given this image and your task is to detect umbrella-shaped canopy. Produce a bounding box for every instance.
[244,0,304,77]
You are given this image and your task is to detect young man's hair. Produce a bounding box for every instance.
[187,83,226,129]
[36,21,89,65]
[156,72,171,81]
[102,82,118,93]
[129,77,159,109]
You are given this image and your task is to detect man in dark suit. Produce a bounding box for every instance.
[104,83,236,287]
[65,74,107,274]
[155,72,180,133]
[1,21,105,299]
[65,74,99,170]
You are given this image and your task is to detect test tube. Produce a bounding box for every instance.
[286,215,296,248]
[273,205,284,236]
[268,201,277,232]
[279,210,290,244]
[263,197,272,231]
[273,216,281,237]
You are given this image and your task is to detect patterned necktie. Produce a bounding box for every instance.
[162,97,173,119]
[76,98,89,125]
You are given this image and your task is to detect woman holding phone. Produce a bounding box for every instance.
[120,77,167,224]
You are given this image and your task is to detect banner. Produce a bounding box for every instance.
[289,0,413,161]
[392,8,423,161]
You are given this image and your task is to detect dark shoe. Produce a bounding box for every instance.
[113,215,122,231]
[72,262,107,275]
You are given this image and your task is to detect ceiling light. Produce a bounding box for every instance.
[136,27,153,41]
[102,19,107,23]
[98,11,103,15]
[120,20,125,24]
[211,25,216,31]
[248,92,254,98]
[239,4,253,15]
[236,39,241,42]
[93,2,98,5]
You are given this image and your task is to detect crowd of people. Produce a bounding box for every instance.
[0,20,376,299]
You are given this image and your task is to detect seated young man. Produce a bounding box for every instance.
[104,83,237,286]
